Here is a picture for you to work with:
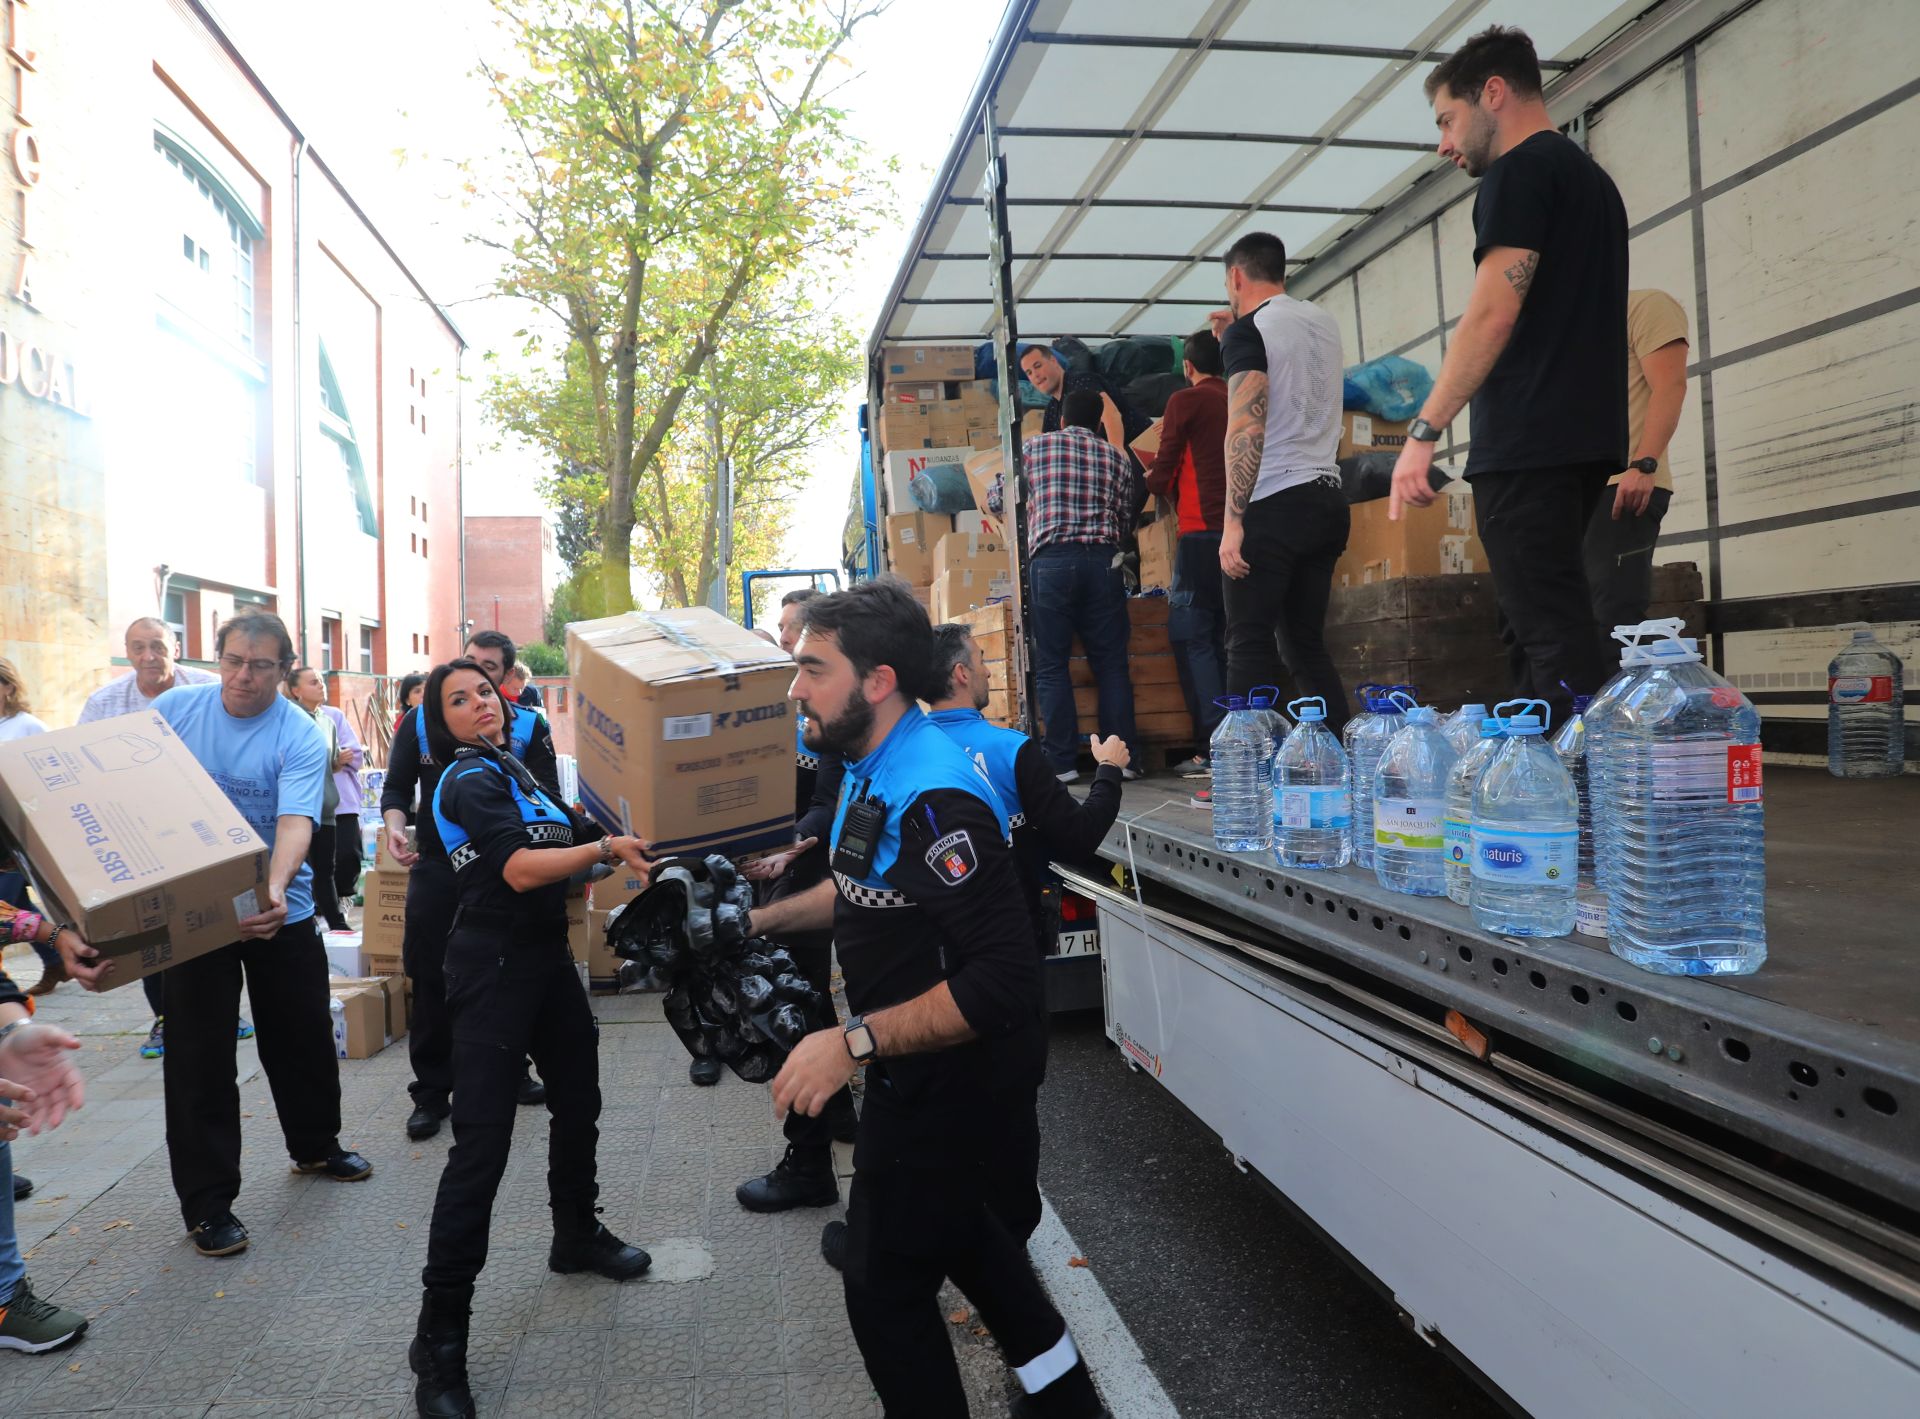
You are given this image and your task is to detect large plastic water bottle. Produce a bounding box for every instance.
[1828,623,1905,777]
[1341,685,1381,854]
[1371,693,1457,897]
[1587,620,1684,897]
[1210,696,1273,853]
[1273,696,1351,869]
[1348,687,1409,869]
[1606,629,1766,975]
[1441,702,1489,756]
[1552,695,1595,885]
[1471,700,1580,937]
[1247,687,1290,820]
[1443,717,1504,905]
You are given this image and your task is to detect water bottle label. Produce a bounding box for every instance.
[1728,744,1764,804]
[1471,826,1578,884]
[1444,816,1471,864]
[1278,787,1350,831]
[1374,797,1444,850]
[1830,675,1893,705]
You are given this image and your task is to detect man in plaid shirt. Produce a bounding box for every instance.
[1020,389,1140,782]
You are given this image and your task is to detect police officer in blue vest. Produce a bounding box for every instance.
[383,631,556,1140]
[747,580,1108,1419]
[409,657,655,1419]
[924,622,1128,954]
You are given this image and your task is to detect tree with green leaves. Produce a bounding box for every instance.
[473,0,885,613]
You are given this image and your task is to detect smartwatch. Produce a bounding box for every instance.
[1407,417,1443,443]
[844,1015,877,1062]
[1628,457,1658,475]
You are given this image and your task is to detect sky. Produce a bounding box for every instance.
[209,0,1006,590]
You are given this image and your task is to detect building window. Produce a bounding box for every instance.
[421,501,428,520]
[161,590,188,659]
[421,538,429,559]
[316,344,380,537]
[358,625,375,674]
[155,136,259,352]
[423,636,430,656]
[412,633,420,654]
[421,415,428,437]
[321,616,342,673]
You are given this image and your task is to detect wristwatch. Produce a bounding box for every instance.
[1407,417,1443,442]
[597,838,617,868]
[844,1015,877,1063]
[1628,457,1658,475]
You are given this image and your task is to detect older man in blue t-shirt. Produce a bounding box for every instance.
[61,611,373,1258]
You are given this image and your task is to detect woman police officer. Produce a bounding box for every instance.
[409,658,655,1419]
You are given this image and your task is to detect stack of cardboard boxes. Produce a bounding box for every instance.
[1329,412,1487,586]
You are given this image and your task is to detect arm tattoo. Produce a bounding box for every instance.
[1225,372,1268,518]
[1503,251,1540,302]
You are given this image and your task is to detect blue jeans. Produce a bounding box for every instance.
[1030,543,1137,772]
[1,1140,23,1303]
[1168,531,1228,747]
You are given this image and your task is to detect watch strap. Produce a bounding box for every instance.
[1407,417,1442,442]
[844,1015,876,1061]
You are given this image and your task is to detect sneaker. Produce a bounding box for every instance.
[1173,755,1209,777]
[11,1173,31,1203]
[293,1149,374,1182]
[188,1211,250,1258]
[0,1276,89,1353]
[735,1145,838,1213]
[139,1018,165,1059]
[1054,769,1081,785]
[1120,767,1144,781]
[236,1017,255,1041]
[1188,786,1213,810]
[820,1219,847,1272]
[516,1071,546,1106]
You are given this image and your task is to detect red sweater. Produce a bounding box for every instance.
[1144,376,1228,534]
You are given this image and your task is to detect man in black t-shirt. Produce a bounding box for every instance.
[1389,25,1627,727]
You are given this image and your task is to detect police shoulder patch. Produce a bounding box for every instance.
[923,830,978,886]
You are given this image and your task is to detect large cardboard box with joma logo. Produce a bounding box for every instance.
[0,711,270,989]
[567,609,797,862]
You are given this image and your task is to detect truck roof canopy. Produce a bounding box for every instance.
[873,0,1741,348]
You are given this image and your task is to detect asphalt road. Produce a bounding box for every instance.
[1037,1008,1510,1419]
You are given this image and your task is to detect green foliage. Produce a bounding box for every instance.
[472,0,889,613]
[544,560,608,647]
[518,641,568,677]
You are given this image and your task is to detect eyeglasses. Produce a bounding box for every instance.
[220,654,288,675]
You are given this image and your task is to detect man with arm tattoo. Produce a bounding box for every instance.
[1389,25,1629,727]
[1217,231,1352,731]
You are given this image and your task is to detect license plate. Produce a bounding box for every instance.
[1055,929,1099,956]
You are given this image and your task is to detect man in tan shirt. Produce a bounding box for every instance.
[1585,287,1689,628]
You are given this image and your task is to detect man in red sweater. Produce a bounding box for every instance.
[1146,329,1230,760]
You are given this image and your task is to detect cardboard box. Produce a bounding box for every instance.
[565,887,591,962]
[567,608,797,861]
[962,448,1005,532]
[953,509,995,538]
[322,930,366,977]
[907,583,934,614]
[968,427,1000,451]
[589,867,652,914]
[927,404,970,448]
[880,344,973,383]
[373,827,414,873]
[882,381,947,405]
[581,907,625,984]
[931,567,1012,623]
[930,530,1010,583]
[362,947,405,980]
[1130,416,1164,463]
[884,511,952,585]
[363,868,410,915]
[329,978,392,1059]
[876,404,932,452]
[1334,481,1486,586]
[1335,411,1411,461]
[881,447,971,515]
[360,884,408,954]
[0,711,270,989]
[1022,409,1045,441]
[1136,498,1179,591]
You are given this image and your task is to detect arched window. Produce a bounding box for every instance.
[318,343,381,538]
[153,128,262,351]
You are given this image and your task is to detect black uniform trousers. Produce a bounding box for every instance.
[843,1072,1057,1417]
[767,851,852,1154]
[1584,485,1673,633]
[306,818,340,923]
[162,917,342,1228]
[403,857,459,1109]
[1472,464,1617,728]
[421,925,600,1289]
[333,812,364,903]
[1222,479,1352,734]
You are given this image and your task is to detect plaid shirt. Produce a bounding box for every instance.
[1020,426,1133,555]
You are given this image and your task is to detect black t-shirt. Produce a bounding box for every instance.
[1465,131,1629,477]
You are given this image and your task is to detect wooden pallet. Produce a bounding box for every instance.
[1324,563,1705,707]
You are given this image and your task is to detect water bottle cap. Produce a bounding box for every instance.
[1841,622,1873,637]
[1570,695,1592,714]
[1505,715,1545,734]
[1385,689,1419,716]
[1405,706,1441,726]
[1214,695,1246,711]
[1494,698,1550,735]
[1643,636,1704,665]
[1287,696,1326,722]
[1458,702,1487,716]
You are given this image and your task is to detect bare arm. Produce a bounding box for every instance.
[867,980,973,1054]
[1223,371,1267,523]
[1634,340,1689,463]
[501,835,650,893]
[268,814,313,901]
[751,877,837,935]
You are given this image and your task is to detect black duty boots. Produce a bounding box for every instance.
[411,1284,476,1419]
[735,1144,838,1213]
[548,1217,652,1280]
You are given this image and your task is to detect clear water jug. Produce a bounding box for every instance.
[1551,695,1595,885]
[1273,697,1351,869]
[1371,693,1456,897]
[1441,702,1489,756]
[1828,623,1904,778]
[1443,717,1503,905]
[1210,696,1273,853]
[1471,700,1580,937]
[1348,685,1410,869]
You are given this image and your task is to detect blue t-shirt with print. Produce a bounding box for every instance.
[153,683,330,926]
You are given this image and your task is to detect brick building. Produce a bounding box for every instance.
[1,0,465,733]
[463,514,561,652]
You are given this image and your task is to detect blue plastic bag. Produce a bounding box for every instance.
[1343,355,1434,422]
